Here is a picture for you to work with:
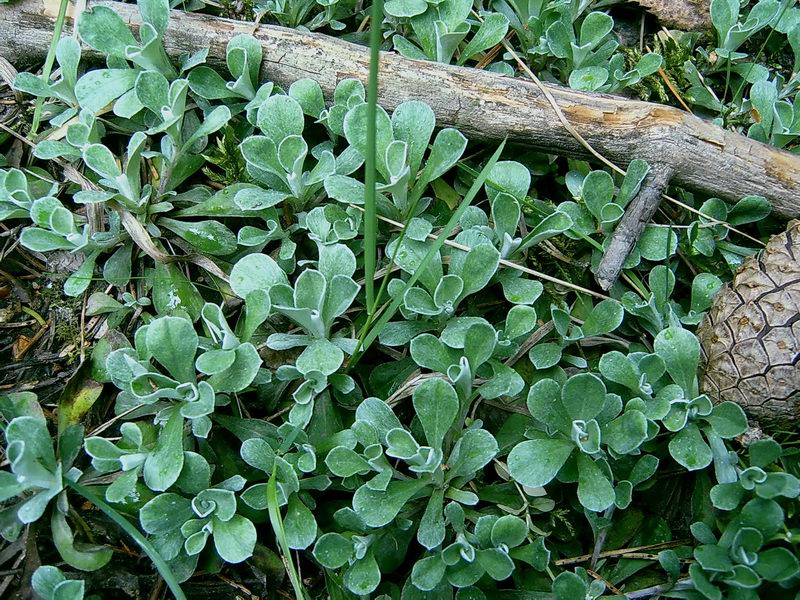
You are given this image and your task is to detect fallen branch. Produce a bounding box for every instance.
[596,164,675,290]
[2,0,800,219]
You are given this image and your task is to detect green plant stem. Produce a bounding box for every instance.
[29,0,70,138]
[363,0,384,314]
[66,480,187,600]
[267,466,310,600]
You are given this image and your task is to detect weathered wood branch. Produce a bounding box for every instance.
[596,164,674,290]
[2,0,800,218]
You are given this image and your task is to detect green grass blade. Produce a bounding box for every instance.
[363,0,384,313]
[267,467,310,600]
[66,480,187,600]
[30,0,70,137]
[352,140,507,363]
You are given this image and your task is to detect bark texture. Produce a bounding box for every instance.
[631,0,713,32]
[595,164,674,290]
[2,0,800,217]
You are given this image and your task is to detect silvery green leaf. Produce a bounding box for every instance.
[314,533,354,569]
[602,410,648,454]
[598,351,641,392]
[447,429,498,479]
[355,398,403,445]
[353,479,429,527]
[135,70,169,114]
[479,360,525,400]
[413,378,458,450]
[153,261,204,321]
[569,66,609,91]
[705,402,748,438]
[240,437,277,473]
[508,438,574,488]
[212,514,256,563]
[34,141,81,161]
[207,343,262,393]
[582,170,614,220]
[491,515,527,548]
[458,13,509,65]
[289,79,325,119]
[159,218,237,256]
[146,316,198,382]
[378,321,437,346]
[637,226,678,261]
[654,327,700,398]
[293,269,326,314]
[529,343,562,370]
[64,250,99,297]
[491,194,521,241]
[226,34,261,97]
[78,6,138,58]
[386,428,420,459]
[319,243,357,280]
[344,550,381,595]
[582,299,624,337]
[485,161,530,202]
[385,0,428,18]
[518,211,573,253]
[405,287,440,316]
[257,94,305,144]
[418,128,468,185]
[187,66,238,100]
[504,305,536,340]
[143,409,185,491]
[75,69,138,113]
[139,0,170,37]
[230,253,288,299]
[240,136,283,182]
[728,195,771,225]
[13,72,52,98]
[82,144,122,181]
[103,242,133,289]
[561,373,606,422]
[477,547,515,581]
[297,340,344,377]
[669,422,713,471]
[411,334,459,373]
[417,488,446,550]
[392,34,429,60]
[411,554,447,591]
[344,103,393,179]
[284,495,318,550]
[576,454,614,512]
[32,566,82,600]
[452,243,500,298]
[324,174,388,206]
[711,0,738,43]
[50,511,113,572]
[500,276,543,305]
[184,105,231,151]
[616,160,650,208]
[325,446,371,477]
[391,101,435,176]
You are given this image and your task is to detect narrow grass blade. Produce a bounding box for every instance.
[353,140,507,362]
[66,480,187,600]
[363,0,384,313]
[30,0,69,136]
[267,467,309,600]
